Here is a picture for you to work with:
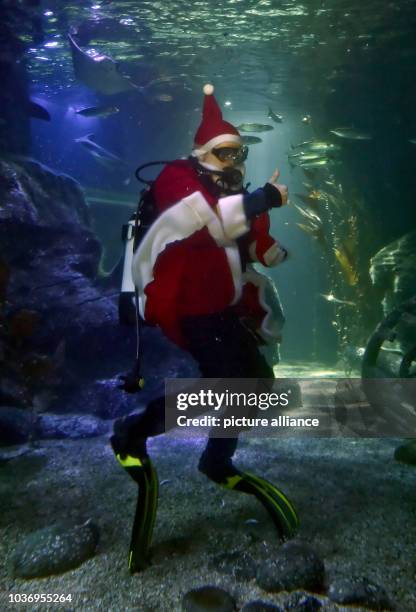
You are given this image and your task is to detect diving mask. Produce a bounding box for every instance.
[211,145,249,165]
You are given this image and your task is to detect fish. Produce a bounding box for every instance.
[291,140,314,149]
[302,167,319,180]
[84,188,136,208]
[289,152,325,162]
[75,105,119,118]
[299,158,337,169]
[68,34,137,95]
[409,139,416,144]
[292,140,341,153]
[241,135,263,145]
[236,123,274,133]
[75,134,126,168]
[320,293,355,307]
[267,107,283,123]
[330,127,372,140]
[294,204,322,224]
[293,193,321,212]
[302,114,312,124]
[27,100,51,121]
[154,93,173,102]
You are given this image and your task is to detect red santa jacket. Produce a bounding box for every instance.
[131,159,286,348]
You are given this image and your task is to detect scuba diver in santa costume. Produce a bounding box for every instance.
[112,84,299,573]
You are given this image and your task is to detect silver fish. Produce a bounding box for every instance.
[27,100,51,121]
[241,135,263,145]
[330,127,372,140]
[292,140,340,153]
[76,105,119,118]
[237,123,274,133]
[299,158,337,169]
[320,293,355,307]
[68,34,137,95]
[75,133,126,168]
[289,152,324,161]
[267,107,283,123]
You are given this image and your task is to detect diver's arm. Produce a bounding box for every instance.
[216,168,287,239]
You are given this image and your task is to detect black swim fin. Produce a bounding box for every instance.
[114,453,159,573]
[222,470,299,538]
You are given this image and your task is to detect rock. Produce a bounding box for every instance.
[209,550,257,580]
[369,231,416,353]
[283,591,322,610]
[256,541,325,593]
[370,230,416,315]
[0,406,37,446]
[10,520,99,578]
[0,445,31,463]
[241,601,283,611]
[394,440,416,465]
[36,413,109,439]
[328,576,393,610]
[0,159,199,420]
[182,585,236,612]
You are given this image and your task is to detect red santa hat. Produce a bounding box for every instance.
[193,84,241,156]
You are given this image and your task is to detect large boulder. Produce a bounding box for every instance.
[0,160,194,428]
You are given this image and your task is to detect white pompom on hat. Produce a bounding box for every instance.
[203,83,214,95]
[193,84,241,154]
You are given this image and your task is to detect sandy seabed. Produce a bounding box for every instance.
[0,433,414,612]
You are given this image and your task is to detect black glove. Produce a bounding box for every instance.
[243,183,283,219]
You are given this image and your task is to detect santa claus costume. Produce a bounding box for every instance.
[111,84,299,574]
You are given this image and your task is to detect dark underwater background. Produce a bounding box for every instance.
[0,1,415,611]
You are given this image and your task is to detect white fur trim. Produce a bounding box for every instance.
[263,242,287,266]
[217,193,249,240]
[247,240,287,266]
[226,245,243,305]
[193,133,241,155]
[131,191,243,316]
[243,267,285,343]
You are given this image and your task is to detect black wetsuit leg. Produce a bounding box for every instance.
[111,309,273,461]
[180,309,274,479]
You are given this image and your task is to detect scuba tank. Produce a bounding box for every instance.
[119,213,137,326]
[119,187,156,326]
[117,162,165,393]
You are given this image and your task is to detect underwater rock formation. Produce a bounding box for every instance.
[370,230,416,314]
[0,159,195,432]
[367,232,416,366]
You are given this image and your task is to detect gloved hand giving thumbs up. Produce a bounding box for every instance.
[243,167,289,219]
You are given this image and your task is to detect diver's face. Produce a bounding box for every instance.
[201,141,247,170]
